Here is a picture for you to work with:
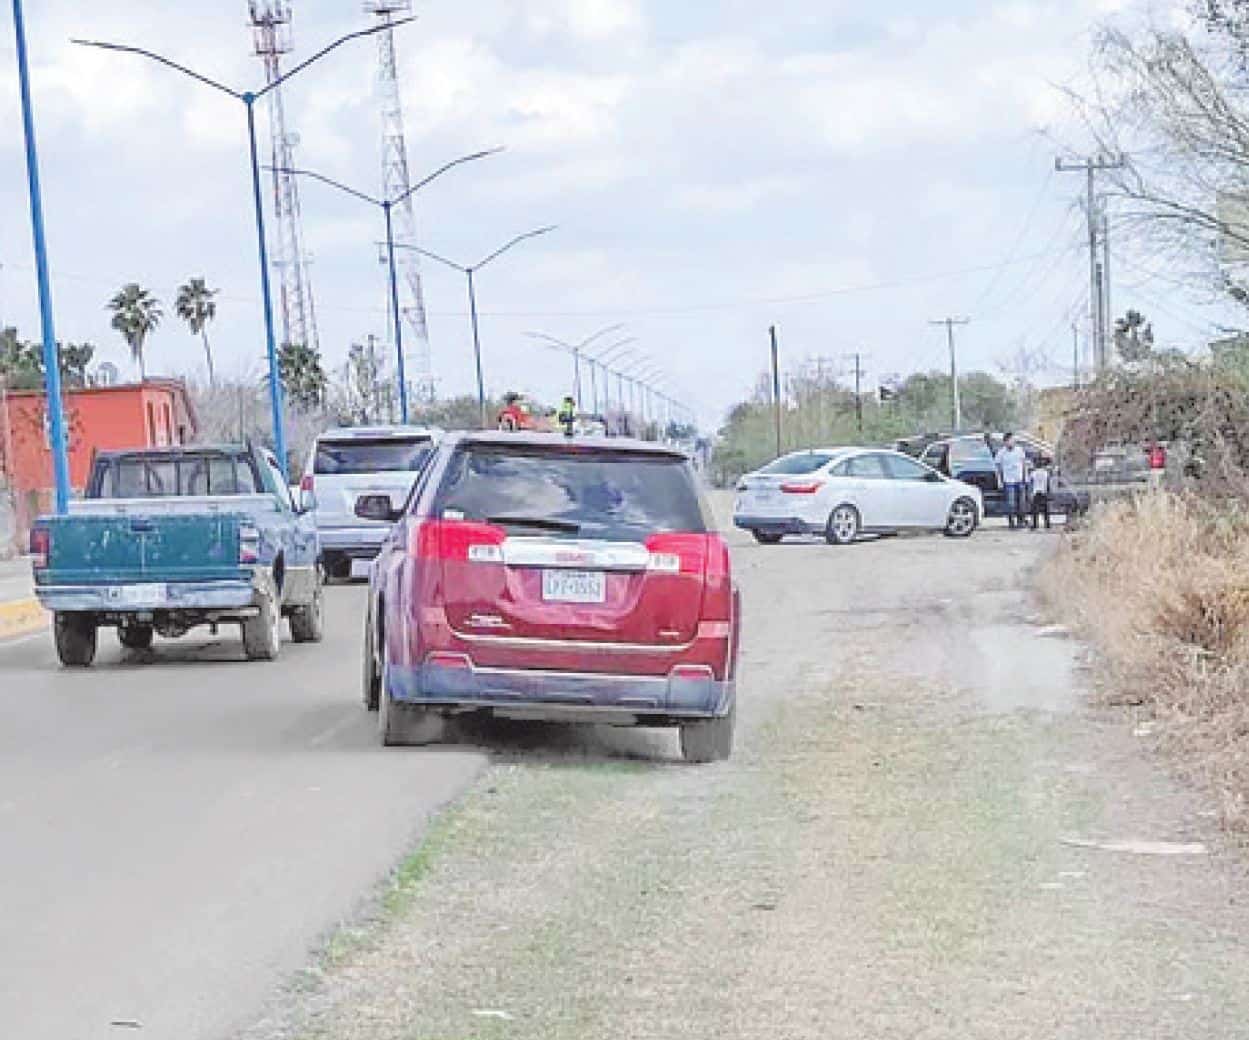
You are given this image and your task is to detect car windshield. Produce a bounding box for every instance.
[435,446,708,541]
[760,452,836,475]
[314,437,433,475]
[97,454,259,498]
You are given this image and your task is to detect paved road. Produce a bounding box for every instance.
[0,585,485,1040]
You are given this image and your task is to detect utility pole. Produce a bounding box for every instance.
[930,318,969,432]
[844,352,865,436]
[769,325,781,457]
[1072,321,1081,390]
[1056,153,1124,370]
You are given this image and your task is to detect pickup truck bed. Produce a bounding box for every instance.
[31,446,323,668]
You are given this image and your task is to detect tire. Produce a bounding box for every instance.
[117,624,154,651]
[362,605,380,712]
[679,704,735,764]
[242,592,282,661]
[54,612,97,668]
[379,662,447,747]
[289,577,325,644]
[752,530,783,545]
[825,504,861,545]
[944,497,979,539]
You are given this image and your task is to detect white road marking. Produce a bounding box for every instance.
[308,715,361,748]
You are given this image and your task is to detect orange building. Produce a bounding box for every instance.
[0,380,198,531]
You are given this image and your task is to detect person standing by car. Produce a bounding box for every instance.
[1030,456,1053,530]
[558,395,577,438]
[995,432,1028,530]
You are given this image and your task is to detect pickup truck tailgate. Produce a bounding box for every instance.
[43,512,245,584]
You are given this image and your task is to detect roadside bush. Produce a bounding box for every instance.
[1041,491,1249,829]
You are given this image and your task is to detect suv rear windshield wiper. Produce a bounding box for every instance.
[486,515,582,534]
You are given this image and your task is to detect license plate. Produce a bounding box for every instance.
[350,559,372,579]
[542,569,606,604]
[112,583,167,607]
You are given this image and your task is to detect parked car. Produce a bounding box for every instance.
[302,426,440,580]
[30,444,322,667]
[733,447,983,544]
[357,431,740,762]
[919,434,1089,518]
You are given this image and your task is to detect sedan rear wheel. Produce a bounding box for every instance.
[944,497,979,538]
[825,504,861,545]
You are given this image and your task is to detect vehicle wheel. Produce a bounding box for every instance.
[752,531,783,545]
[944,497,979,538]
[54,613,97,668]
[242,592,281,661]
[362,607,380,711]
[117,624,154,651]
[679,704,735,764]
[825,504,861,545]
[289,578,325,644]
[378,663,446,747]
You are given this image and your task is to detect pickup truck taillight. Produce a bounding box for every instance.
[239,523,261,565]
[29,528,50,570]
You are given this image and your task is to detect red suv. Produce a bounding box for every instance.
[357,431,739,762]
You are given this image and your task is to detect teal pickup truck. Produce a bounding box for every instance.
[30,444,323,667]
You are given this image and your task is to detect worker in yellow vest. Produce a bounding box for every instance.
[558,396,576,437]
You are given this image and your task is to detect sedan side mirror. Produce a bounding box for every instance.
[355,494,400,523]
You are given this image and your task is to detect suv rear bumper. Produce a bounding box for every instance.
[387,659,734,720]
[316,525,390,557]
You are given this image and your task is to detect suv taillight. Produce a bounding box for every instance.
[29,527,50,570]
[408,519,506,562]
[239,523,261,565]
[645,533,733,621]
[299,474,314,493]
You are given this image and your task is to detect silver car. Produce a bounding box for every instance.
[302,426,441,579]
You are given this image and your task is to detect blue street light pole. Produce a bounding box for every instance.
[271,148,503,423]
[73,20,410,479]
[12,0,71,513]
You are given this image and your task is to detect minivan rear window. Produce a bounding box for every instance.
[435,447,708,541]
[760,452,835,475]
[314,437,433,475]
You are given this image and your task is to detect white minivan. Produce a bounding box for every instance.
[733,446,982,545]
[302,426,441,579]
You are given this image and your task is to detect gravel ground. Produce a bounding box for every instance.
[240,513,1249,1040]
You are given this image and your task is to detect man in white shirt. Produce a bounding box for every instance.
[994,432,1029,530]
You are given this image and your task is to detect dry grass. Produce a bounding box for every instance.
[1040,491,1249,830]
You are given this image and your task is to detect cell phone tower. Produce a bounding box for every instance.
[249,1,320,353]
[366,0,432,400]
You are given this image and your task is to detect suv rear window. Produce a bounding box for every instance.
[314,437,433,475]
[435,447,708,541]
[96,454,259,498]
[950,439,995,466]
[761,452,835,475]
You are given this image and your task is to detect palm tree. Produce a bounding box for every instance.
[107,284,162,380]
[175,277,219,386]
[277,342,328,408]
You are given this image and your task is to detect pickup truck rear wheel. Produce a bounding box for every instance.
[679,704,735,764]
[242,593,281,661]
[117,624,154,651]
[289,580,324,644]
[55,613,97,668]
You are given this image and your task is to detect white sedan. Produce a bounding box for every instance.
[733,447,983,545]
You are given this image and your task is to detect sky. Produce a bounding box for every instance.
[0,0,1241,429]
